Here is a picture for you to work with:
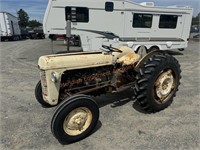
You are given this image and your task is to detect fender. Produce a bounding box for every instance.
[134,50,183,72]
[135,50,165,72]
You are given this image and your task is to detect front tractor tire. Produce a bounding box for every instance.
[135,53,181,113]
[51,95,99,143]
[35,81,52,108]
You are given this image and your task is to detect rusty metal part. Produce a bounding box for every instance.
[39,46,140,105]
[40,71,48,95]
[67,81,110,91]
[115,82,135,93]
[154,69,175,103]
[117,53,140,65]
[63,107,92,136]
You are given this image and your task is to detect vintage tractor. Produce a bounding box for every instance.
[35,45,181,143]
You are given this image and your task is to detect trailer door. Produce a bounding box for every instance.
[11,21,15,35]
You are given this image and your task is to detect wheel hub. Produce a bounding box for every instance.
[63,107,92,136]
[155,70,175,102]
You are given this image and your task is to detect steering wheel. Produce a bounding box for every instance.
[102,45,122,53]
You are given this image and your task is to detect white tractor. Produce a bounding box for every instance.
[35,45,181,143]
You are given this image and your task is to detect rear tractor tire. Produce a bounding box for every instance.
[51,95,99,143]
[134,53,181,113]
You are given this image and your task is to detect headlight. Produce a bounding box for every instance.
[51,72,58,83]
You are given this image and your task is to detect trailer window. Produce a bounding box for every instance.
[105,2,114,12]
[65,7,89,22]
[133,14,153,28]
[159,15,178,29]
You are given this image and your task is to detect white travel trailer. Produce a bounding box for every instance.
[0,12,21,41]
[43,0,193,51]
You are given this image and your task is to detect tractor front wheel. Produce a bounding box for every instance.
[51,95,99,143]
[35,81,53,108]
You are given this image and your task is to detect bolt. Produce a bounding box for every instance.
[76,120,81,125]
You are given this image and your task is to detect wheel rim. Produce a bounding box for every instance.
[154,69,175,103]
[63,107,92,136]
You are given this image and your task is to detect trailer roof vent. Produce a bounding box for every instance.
[140,2,155,7]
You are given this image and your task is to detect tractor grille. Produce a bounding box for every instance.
[40,70,48,97]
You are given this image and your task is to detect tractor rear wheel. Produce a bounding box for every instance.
[134,53,181,112]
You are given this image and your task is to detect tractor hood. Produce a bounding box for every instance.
[38,51,113,70]
[38,46,139,70]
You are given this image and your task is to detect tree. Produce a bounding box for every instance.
[17,9,29,27]
[28,20,42,29]
[192,12,200,25]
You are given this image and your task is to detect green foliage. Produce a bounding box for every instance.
[28,20,42,29]
[192,12,200,25]
[17,9,29,27]
[17,9,42,28]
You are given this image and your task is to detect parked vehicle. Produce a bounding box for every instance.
[43,0,193,51]
[0,12,21,41]
[191,25,200,33]
[20,27,29,39]
[29,27,45,39]
[49,34,81,46]
[35,0,193,143]
[36,45,181,143]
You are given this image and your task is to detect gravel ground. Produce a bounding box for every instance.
[0,39,199,150]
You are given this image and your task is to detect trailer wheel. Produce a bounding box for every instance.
[178,48,184,51]
[148,46,159,52]
[134,53,181,112]
[35,81,53,107]
[51,95,99,143]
